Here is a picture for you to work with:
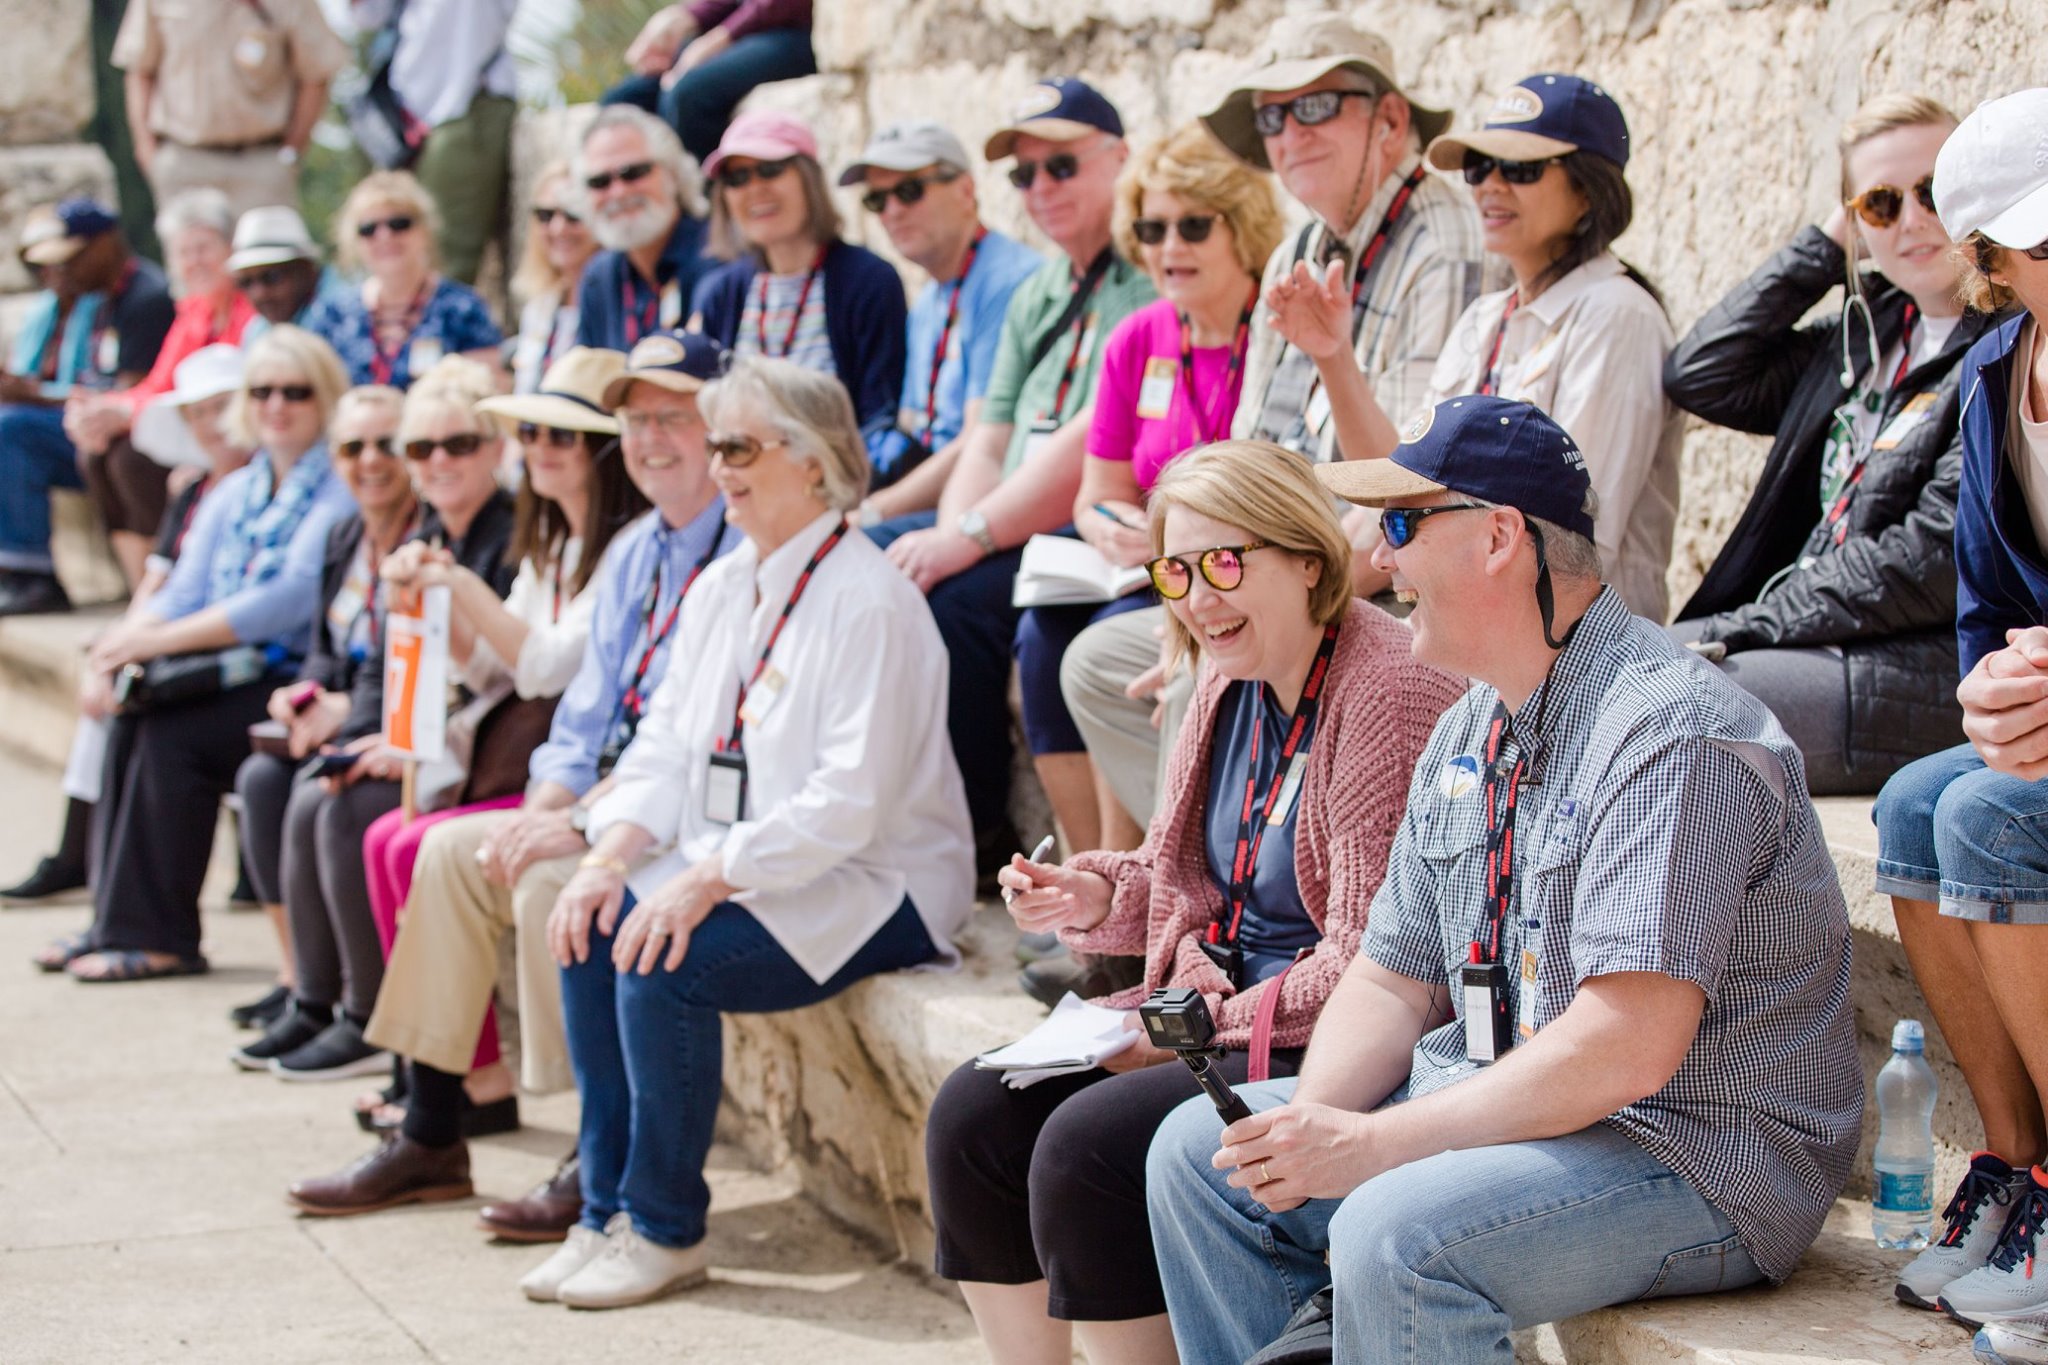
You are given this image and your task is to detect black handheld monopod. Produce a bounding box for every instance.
[1138,987,1251,1124]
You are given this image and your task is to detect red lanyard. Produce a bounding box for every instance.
[357,503,422,658]
[367,280,431,386]
[1298,166,1428,419]
[718,520,847,753]
[754,247,828,358]
[1477,291,1521,397]
[622,266,662,347]
[1825,303,1920,543]
[1207,623,1339,951]
[621,519,726,718]
[923,228,985,441]
[1177,287,1258,446]
[1473,701,1527,965]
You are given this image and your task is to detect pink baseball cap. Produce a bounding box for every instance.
[703,110,820,179]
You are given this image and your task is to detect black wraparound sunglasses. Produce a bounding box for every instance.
[861,169,960,214]
[1461,151,1561,187]
[1251,90,1373,139]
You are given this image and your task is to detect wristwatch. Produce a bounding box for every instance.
[568,803,592,844]
[277,145,300,166]
[956,509,997,557]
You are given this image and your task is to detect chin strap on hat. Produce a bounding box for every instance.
[1527,521,1579,653]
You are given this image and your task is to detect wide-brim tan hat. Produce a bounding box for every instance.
[1201,13,1451,172]
[476,347,625,435]
[1314,455,1448,508]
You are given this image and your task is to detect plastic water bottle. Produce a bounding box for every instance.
[1873,1019,1938,1250]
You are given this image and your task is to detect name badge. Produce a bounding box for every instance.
[408,336,443,377]
[737,664,786,728]
[705,750,748,825]
[660,281,684,329]
[1517,946,1539,1040]
[233,33,270,69]
[1461,957,1509,1064]
[96,329,120,376]
[1269,752,1309,826]
[1873,390,1938,452]
[1021,417,1060,466]
[1136,355,1176,420]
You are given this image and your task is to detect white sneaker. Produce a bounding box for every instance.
[1978,1314,2048,1364]
[555,1217,708,1310]
[1941,1167,2048,1328]
[1898,1154,2032,1310]
[519,1221,610,1303]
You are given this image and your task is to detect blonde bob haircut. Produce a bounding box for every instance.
[335,170,443,273]
[224,324,351,449]
[1148,440,1352,670]
[707,154,842,263]
[399,354,508,444]
[1114,122,1286,280]
[698,354,869,513]
[330,384,405,442]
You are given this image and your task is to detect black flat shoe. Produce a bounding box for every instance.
[366,1093,520,1139]
[1,855,88,903]
[228,983,292,1030]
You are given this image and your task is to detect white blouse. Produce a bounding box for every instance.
[588,511,975,984]
[464,538,594,699]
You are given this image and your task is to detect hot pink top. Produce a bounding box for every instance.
[1086,297,1250,494]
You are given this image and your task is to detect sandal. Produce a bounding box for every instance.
[364,1093,521,1139]
[32,930,93,973]
[67,949,209,983]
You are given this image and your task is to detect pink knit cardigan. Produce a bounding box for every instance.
[1064,598,1466,1051]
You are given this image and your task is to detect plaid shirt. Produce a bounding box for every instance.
[1235,153,1486,461]
[1360,591,1862,1283]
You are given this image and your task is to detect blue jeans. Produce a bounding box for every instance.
[601,27,817,163]
[0,403,83,572]
[1874,740,2048,924]
[1146,1079,1760,1364]
[559,892,936,1248]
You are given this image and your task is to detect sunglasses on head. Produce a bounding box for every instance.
[355,215,416,239]
[705,432,792,468]
[861,169,960,214]
[517,422,583,449]
[1008,152,1083,191]
[249,384,315,403]
[1251,89,1374,140]
[1461,151,1560,187]
[584,161,655,193]
[1378,503,1485,550]
[1131,214,1219,247]
[716,158,793,191]
[1146,542,1269,600]
[1846,174,1937,229]
[403,433,487,461]
[531,205,583,227]
[335,435,397,460]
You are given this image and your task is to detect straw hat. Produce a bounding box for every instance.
[476,347,626,434]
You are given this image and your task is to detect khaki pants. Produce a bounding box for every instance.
[365,809,579,1094]
[1058,605,1193,829]
[151,141,299,221]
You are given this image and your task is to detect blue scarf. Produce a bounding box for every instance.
[207,443,333,607]
[6,290,104,398]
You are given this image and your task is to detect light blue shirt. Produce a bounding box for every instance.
[897,229,1042,450]
[526,499,740,796]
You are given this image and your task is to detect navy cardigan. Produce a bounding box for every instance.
[1954,313,2048,676]
[690,239,908,444]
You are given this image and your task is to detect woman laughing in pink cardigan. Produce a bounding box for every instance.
[924,440,1466,1365]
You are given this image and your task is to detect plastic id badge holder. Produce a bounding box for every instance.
[705,751,747,825]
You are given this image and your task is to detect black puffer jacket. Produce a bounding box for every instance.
[1664,226,2000,777]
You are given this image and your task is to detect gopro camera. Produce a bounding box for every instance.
[1139,987,1251,1125]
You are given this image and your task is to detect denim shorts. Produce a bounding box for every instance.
[1873,742,2048,924]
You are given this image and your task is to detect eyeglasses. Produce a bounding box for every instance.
[248,384,315,404]
[236,265,298,289]
[716,158,793,191]
[1461,151,1561,187]
[1131,214,1219,247]
[355,215,416,239]
[585,161,656,192]
[1251,90,1373,140]
[1008,151,1088,191]
[1378,503,1485,550]
[861,170,960,214]
[531,206,583,227]
[1973,237,2048,272]
[335,436,398,460]
[517,422,583,449]
[620,408,700,439]
[403,433,487,461]
[1846,175,1938,229]
[1145,542,1270,599]
[705,432,792,468]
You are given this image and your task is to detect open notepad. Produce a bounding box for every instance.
[973,993,1142,1089]
[1011,535,1152,608]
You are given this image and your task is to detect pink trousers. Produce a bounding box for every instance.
[364,794,524,1069]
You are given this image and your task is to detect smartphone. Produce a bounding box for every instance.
[310,750,363,778]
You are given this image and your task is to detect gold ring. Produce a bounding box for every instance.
[1260,1160,1273,1184]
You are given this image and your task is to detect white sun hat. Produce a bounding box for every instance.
[133,344,246,469]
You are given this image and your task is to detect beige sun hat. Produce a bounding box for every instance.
[476,347,625,434]
[1200,13,1451,172]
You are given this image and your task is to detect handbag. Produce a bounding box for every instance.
[345,6,427,172]
[113,646,278,715]
[1243,1288,1335,1365]
[460,693,558,804]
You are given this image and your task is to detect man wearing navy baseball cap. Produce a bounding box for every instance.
[1148,404,1859,1362]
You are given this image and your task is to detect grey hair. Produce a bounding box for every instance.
[573,105,707,218]
[155,188,234,245]
[1462,494,1603,581]
[698,354,869,512]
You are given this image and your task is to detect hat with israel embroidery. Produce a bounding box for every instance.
[1426,73,1630,173]
[1315,394,1596,542]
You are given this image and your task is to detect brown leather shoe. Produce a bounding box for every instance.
[288,1135,473,1217]
[477,1153,582,1242]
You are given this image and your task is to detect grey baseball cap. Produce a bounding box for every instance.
[837,121,974,186]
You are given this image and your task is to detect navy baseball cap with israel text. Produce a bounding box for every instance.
[1315,395,1596,543]
[1426,73,1630,172]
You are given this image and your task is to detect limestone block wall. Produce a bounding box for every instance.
[0,0,114,294]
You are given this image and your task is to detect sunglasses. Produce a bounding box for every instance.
[861,170,959,214]
[1146,542,1270,600]
[517,422,583,449]
[1379,503,1485,550]
[716,158,793,191]
[236,265,298,289]
[1846,174,1937,229]
[531,206,583,227]
[584,161,655,192]
[355,215,416,239]
[705,432,792,468]
[335,435,397,460]
[1251,90,1373,140]
[1008,152,1084,191]
[249,384,315,403]
[403,433,487,461]
[1461,151,1560,187]
[1131,214,1219,247]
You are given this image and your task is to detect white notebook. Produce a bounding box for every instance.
[1011,534,1151,608]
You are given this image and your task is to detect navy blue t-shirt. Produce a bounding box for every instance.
[1204,679,1320,981]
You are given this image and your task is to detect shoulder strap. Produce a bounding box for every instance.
[1290,221,1315,267]
[1023,249,1113,376]
[1246,948,1309,1082]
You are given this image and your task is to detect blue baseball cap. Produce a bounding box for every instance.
[22,196,119,266]
[984,78,1124,161]
[1425,73,1629,172]
[1315,395,1596,544]
[601,331,725,407]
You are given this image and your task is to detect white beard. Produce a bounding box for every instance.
[592,199,677,253]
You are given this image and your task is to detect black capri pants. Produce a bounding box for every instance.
[926,1046,1301,1321]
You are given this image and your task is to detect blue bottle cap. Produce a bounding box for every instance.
[1891,1019,1925,1052]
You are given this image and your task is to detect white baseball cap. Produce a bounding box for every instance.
[1934,88,2048,249]
[133,344,245,469]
